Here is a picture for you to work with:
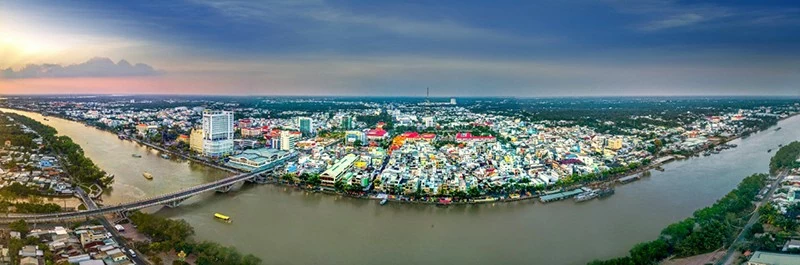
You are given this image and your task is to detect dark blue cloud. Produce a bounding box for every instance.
[2,57,162,79]
[9,0,800,59]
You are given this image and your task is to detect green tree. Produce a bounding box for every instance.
[9,220,28,237]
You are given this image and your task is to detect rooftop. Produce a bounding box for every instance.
[748,251,800,265]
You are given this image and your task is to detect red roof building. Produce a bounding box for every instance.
[421,133,436,142]
[367,129,388,140]
[238,119,252,128]
[401,131,420,139]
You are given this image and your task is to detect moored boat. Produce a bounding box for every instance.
[380,198,388,205]
[143,172,153,180]
[132,154,142,158]
[575,191,598,202]
[160,154,170,159]
[597,188,615,198]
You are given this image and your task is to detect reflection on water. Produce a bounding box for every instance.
[4,108,800,265]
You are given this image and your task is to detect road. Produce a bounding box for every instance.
[717,171,787,265]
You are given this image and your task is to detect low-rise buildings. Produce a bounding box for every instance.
[320,154,358,187]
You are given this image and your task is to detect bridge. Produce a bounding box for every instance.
[0,159,290,223]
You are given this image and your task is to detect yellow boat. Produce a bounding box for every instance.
[142,172,153,180]
[214,213,232,223]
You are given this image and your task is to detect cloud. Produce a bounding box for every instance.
[638,13,707,31]
[191,0,549,44]
[2,57,163,79]
[605,0,796,32]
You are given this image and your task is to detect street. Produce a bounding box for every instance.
[717,171,788,265]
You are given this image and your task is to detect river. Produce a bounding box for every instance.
[3,108,799,265]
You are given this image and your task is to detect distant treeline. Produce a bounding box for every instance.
[587,173,767,265]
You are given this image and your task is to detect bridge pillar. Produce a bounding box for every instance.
[246,174,269,184]
[164,197,189,208]
[215,184,235,193]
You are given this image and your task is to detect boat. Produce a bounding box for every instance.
[142,172,153,180]
[767,149,772,153]
[779,144,783,147]
[618,175,640,184]
[160,154,170,159]
[43,118,49,121]
[575,191,598,202]
[597,188,615,198]
[380,198,388,205]
[703,151,711,156]
[654,166,665,172]
[775,127,782,131]
[132,154,142,158]
[214,213,232,223]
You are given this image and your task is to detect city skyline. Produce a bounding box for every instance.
[2,0,799,96]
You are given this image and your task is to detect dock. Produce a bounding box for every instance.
[653,155,675,164]
[539,188,585,203]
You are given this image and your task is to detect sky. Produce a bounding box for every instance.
[1,0,799,97]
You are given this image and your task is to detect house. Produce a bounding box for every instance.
[79,260,105,265]
[79,231,109,247]
[68,254,91,264]
[177,134,190,144]
[108,250,128,263]
[0,246,9,263]
[18,245,43,257]
[782,239,800,252]
[20,257,38,265]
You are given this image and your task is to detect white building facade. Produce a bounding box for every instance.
[202,110,234,157]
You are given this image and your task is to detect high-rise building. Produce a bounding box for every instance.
[202,110,234,157]
[340,116,355,130]
[298,117,314,135]
[189,128,204,153]
[280,131,301,151]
